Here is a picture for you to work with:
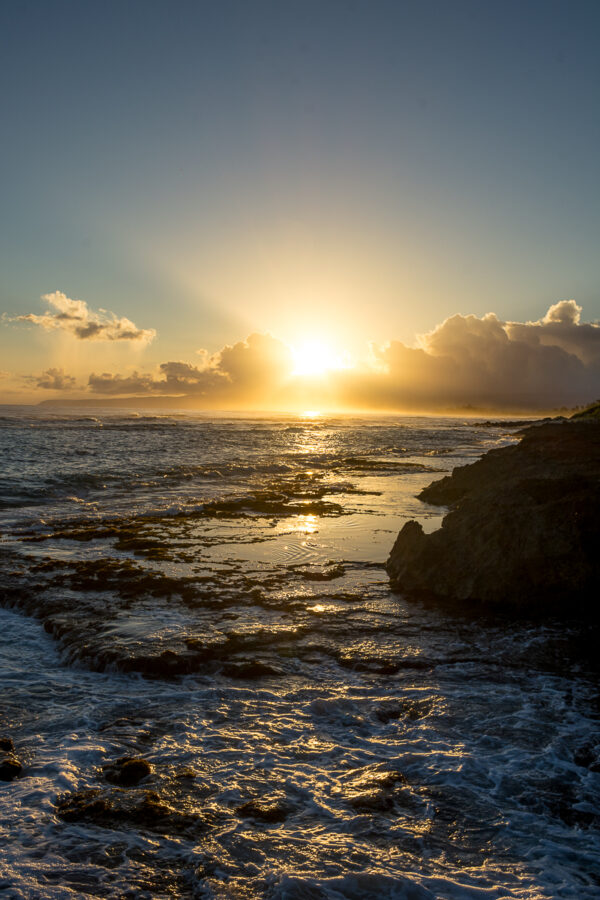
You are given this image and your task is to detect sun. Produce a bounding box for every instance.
[291,338,350,377]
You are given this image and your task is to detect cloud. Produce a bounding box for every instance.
[542,299,581,325]
[90,305,600,410]
[212,332,293,388]
[89,333,293,402]
[87,364,226,396]
[348,300,600,410]
[12,291,156,343]
[88,372,164,395]
[36,368,78,390]
[20,367,78,390]
[16,301,600,412]
[504,299,600,366]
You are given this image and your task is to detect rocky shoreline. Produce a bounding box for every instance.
[387,418,600,615]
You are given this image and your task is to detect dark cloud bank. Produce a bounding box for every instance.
[41,301,600,413]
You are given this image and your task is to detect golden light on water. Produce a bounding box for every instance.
[293,514,319,534]
[308,603,334,614]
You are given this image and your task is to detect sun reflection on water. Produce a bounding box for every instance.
[307,603,337,614]
[291,514,319,534]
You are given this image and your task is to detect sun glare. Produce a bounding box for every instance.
[291,339,350,377]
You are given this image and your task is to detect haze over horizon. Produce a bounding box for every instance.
[1,0,599,411]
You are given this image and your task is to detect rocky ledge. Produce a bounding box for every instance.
[386,420,600,614]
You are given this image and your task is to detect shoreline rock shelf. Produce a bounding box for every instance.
[386,421,600,614]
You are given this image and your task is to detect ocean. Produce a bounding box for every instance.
[0,408,598,899]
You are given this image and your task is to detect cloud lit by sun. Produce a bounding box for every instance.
[290,338,352,377]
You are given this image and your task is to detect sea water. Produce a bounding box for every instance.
[0,409,598,899]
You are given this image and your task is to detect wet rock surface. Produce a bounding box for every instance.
[387,421,600,612]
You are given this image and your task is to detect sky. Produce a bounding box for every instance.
[1,0,599,411]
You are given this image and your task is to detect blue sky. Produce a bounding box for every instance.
[1,0,599,405]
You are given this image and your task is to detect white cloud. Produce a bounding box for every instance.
[542,299,582,325]
[12,291,156,344]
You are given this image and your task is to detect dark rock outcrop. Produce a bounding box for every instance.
[387,421,600,613]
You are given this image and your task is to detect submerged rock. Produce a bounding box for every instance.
[387,421,600,613]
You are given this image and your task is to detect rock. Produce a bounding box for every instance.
[56,787,198,833]
[375,701,405,724]
[222,660,281,679]
[387,421,600,613]
[103,756,152,786]
[235,796,291,823]
[574,743,600,772]
[347,788,394,813]
[0,738,15,752]
[341,768,410,815]
[0,756,22,781]
[375,700,428,723]
[296,564,345,581]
